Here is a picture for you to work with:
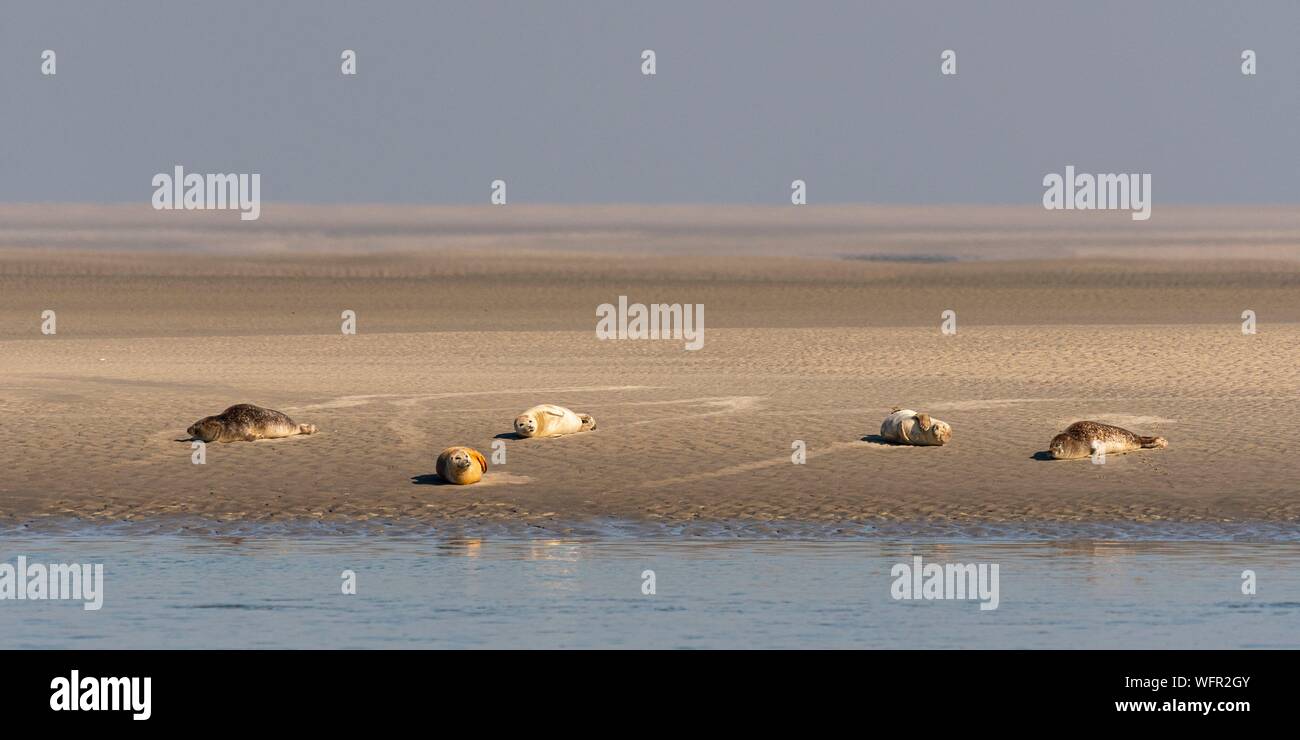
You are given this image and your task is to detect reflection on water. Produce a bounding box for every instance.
[5,516,1300,541]
[436,539,483,558]
[0,536,1296,649]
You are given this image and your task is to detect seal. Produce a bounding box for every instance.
[879,407,951,446]
[436,446,488,485]
[513,404,596,438]
[1048,420,1167,460]
[186,404,318,443]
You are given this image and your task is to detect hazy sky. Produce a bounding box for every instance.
[3,1,1297,204]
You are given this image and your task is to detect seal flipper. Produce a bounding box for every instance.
[470,448,489,474]
[1138,435,1167,449]
[579,414,596,431]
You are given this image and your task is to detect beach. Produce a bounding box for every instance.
[1,204,1297,534]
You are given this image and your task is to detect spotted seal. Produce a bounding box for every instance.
[187,404,317,443]
[1048,420,1167,459]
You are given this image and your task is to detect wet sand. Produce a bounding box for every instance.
[1,205,1297,533]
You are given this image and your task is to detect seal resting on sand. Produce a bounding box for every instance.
[1048,420,1167,460]
[436,446,488,485]
[186,404,317,443]
[513,404,596,438]
[879,407,951,446]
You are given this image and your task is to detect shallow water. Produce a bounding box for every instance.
[1,533,1296,648]
[5,516,1299,541]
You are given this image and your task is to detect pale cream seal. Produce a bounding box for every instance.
[879,408,951,446]
[513,404,596,438]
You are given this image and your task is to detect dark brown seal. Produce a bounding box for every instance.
[187,404,317,443]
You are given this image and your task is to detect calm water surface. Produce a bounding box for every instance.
[1,530,1296,649]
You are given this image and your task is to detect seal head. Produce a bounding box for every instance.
[514,412,539,437]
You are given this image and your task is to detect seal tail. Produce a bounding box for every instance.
[1138,435,1167,449]
[298,423,318,436]
[579,414,596,431]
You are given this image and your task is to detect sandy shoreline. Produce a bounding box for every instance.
[1,205,1296,534]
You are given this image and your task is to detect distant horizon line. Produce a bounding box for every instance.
[2,201,1298,209]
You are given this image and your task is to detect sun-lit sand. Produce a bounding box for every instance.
[1,205,1297,533]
